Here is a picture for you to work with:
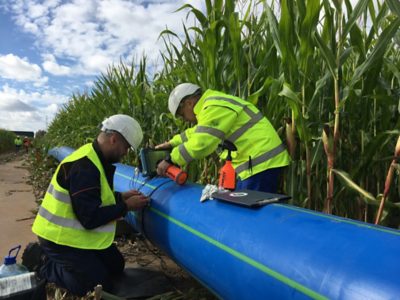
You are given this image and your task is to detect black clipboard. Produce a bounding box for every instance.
[212,189,291,207]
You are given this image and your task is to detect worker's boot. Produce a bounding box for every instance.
[21,242,47,276]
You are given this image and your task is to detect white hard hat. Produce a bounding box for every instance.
[101,114,143,150]
[168,83,201,116]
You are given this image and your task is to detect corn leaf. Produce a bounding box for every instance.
[331,169,377,203]
[350,18,400,87]
[342,0,369,40]
[387,0,400,17]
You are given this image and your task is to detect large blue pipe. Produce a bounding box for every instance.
[49,147,400,299]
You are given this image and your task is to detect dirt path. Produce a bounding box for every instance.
[0,153,37,262]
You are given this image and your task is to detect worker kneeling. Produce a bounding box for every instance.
[31,114,149,296]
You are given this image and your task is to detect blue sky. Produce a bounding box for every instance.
[0,0,202,132]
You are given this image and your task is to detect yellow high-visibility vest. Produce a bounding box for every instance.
[32,144,116,249]
[170,89,291,180]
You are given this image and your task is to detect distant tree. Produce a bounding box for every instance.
[35,130,46,139]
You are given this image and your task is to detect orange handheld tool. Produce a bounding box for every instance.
[166,165,188,185]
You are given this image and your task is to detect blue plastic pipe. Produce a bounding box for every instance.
[49,147,400,300]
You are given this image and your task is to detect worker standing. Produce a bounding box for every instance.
[23,136,31,153]
[14,135,22,153]
[28,114,149,296]
[156,83,290,193]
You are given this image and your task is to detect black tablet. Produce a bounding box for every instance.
[212,189,291,207]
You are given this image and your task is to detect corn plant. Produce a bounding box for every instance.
[0,129,16,153]
[156,0,400,225]
[43,0,400,227]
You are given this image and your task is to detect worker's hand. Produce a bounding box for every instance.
[156,159,172,177]
[124,192,150,211]
[155,142,172,150]
[121,189,143,201]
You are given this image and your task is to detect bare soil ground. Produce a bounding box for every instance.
[0,152,37,261]
[0,152,215,300]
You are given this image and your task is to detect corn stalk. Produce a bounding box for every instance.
[375,136,400,224]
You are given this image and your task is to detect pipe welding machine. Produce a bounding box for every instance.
[139,148,188,185]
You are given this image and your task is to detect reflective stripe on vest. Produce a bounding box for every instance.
[235,144,286,173]
[204,96,265,143]
[178,144,193,164]
[195,126,226,140]
[38,206,114,233]
[180,132,188,143]
[47,183,71,204]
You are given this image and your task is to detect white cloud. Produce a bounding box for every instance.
[85,80,94,88]
[42,54,71,75]
[5,0,202,76]
[0,54,48,85]
[82,54,113,74]
[0,110,56,132]
[27,3,48,19]
[1,98,36,112]
[0,0,206,132]
[0,84,68,132]
[23,21,40,34]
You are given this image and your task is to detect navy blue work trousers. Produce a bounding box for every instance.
[236,167,284,193]
[39,237,125,296]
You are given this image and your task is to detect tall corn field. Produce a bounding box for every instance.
[45,0,400,227]
[0,129,16,154]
